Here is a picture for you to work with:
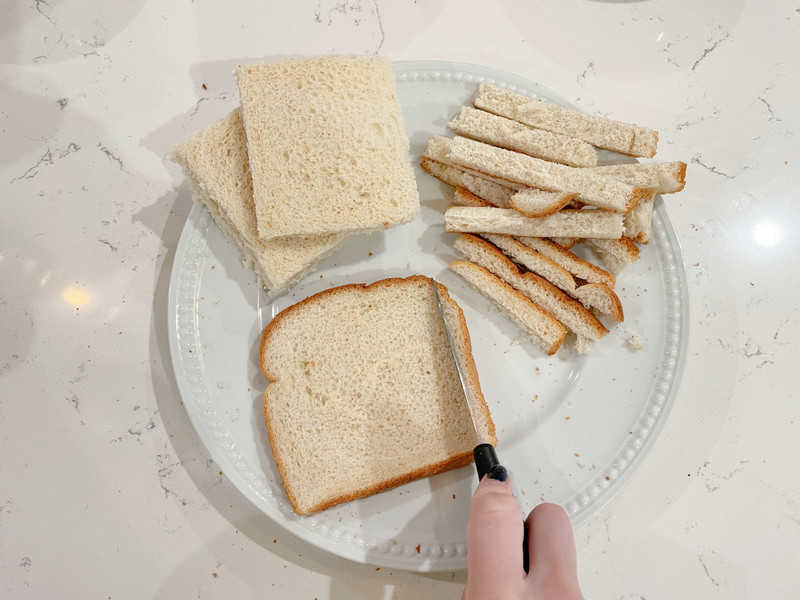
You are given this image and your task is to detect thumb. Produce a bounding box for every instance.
[525,503,582,597]
[465,467,525,599]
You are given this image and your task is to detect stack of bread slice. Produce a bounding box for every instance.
[422,83,687,354]
[171,56,420,296]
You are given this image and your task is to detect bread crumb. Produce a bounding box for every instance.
[368,251,373,256]
[564,415,571,421]
[532,394,539,403]
[211,572,217,578]
[535,367,540,373]
[605,475,611,481]
[626,335,644,350]
[574,452,580,457]
[375,567,381,571]
[273,539,277,544]
[415,544,421,553]
[201,83,208,90]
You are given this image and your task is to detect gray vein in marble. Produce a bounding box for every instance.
[33,0,56,25]
[98,239,118,252]
[97,143,127,172]
[757,97,781,122]
[13,143,83,181]
[19,556,32,569]
[691,154,737,179]
[697,553,720,587]
[577,62,595,85]
[56,98,69,110]
[372,0,385,54]
[690,33,730,71]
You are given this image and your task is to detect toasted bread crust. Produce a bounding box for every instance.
[518,237,616,288]
[452,186,493,207]
[260,275,495,515]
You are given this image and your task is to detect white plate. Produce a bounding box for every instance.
[168,61,688,571]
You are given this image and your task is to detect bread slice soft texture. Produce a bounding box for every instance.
[235,56,419,239]
[448,106,598,167]
[623,191,655,243]
[516,237,616,288]
[449,261,567,354]
[423,136,525,191]
[445,206,625,239]
[170,109,347,293]
[587,238,641,274]
[446,136,649,212]
[473,83,658,158]
[585,162,686,193]
[259,276,495,515]
[509,188,576,218]
[453,235,607,341]
[421,158,514,207]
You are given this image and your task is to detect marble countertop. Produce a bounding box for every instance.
[2,1,798,597]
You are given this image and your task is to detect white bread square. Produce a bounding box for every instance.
[235,56,419,239]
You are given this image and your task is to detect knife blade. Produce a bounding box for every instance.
[433,280,530,573]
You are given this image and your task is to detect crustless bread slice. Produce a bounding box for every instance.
[259,276,494,515]
[235,56,419,239]
[170,109,347,294]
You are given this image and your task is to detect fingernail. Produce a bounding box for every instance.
[487,465,507,482]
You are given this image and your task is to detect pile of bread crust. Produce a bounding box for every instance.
[170,56,420,296]
[423,83,687,355]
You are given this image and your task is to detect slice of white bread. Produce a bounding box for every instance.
[423,136,525,191]
[453,235,607,341]
[448,106,598,167]
[573,283,624,323]
[474,83,659,158]
[585,162,686,193]
[587,238,641,274]
[623,191,655,243]
[421,158,514,207]
[259,276,495,515]
[445,206,625,239]
[446,136,649,212]
[449,261,567,354]
[550,237,579,249]
[235,56,419,239]
[509,188,576,218]
[170,109,347,293]
[483,234,623,322]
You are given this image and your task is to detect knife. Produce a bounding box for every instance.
[433,282,530,573]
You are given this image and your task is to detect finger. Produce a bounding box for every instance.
[466,467,525,597]
[526,503,579,584]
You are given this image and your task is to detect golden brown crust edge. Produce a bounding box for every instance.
[453,187,494,208]
[457,234,608,340]
[434,279,497,447]
[260,275,496,515]
[450,260,568,355]
[529,238,616,289]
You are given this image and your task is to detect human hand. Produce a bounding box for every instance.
[463,467,584,600]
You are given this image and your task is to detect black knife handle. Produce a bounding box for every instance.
[473,443,500,480]
[473,443,530,573]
